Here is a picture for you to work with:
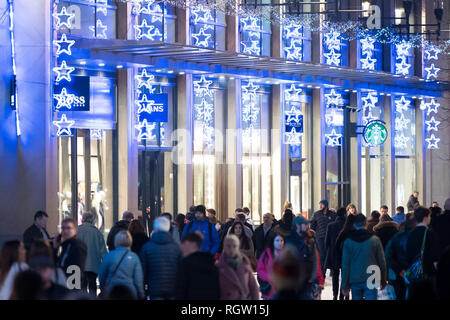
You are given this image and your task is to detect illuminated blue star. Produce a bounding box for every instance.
[54,87,75,110]
[53,60,75,83]
[53,114,75,136]
[361,92,378,109]
[325,129,342,147]
[424,46,441,61]
[89,19,108,39]
[324,49,341,66]
[241,16,260,32]
[194,76,213,97]
[135,94,154,114]
[361,54,376,70]
[394,96,411,113]
[135,119,156,141]
[363,112,377,125]
[394,133,409,149]
[241,41,261,55]
[395,57,411,75]
[135,69,155,89]
[194,99,214,121]
[132,0,156,15]
[396,41,411,56]
[284,23,302,39]
[324,89,343,107]
[148,3,164,23]
[395,113,410,131]
[285,106,302,123]
[425,64,440,80]
[360,36,375,53]
[148,27,163,41]
[53,6,75,29]
[242,82,259,100]
[192,28,212,48]
[284,127,302,145]
[90,129,104,140]
[285,84,303,102]
[425,134,440,149]
[425,116,440,132]
[54,34,75,56]
[242,106,259,122]
[191,7,213,24]
[134,19,154,40]
[324,31,341,51]
[95,0,108,16]
[425,99,440,116]
[284,41,302,60]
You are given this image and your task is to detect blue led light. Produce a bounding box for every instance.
[425,116,440,132]
[285,106,302,124]
[394,133,409,149]
[394,96,410,113]
[361,91,378,109]
[424,46,441,61]
[425,63,440,80]
[194,76,213,97]
[324,31,341,51]
[135,94,154,114]
[394,113,410,131]
[89,19,108,39]
[425,99,440,116]
[53,6,75,29]
[53,60,75,83]
[134,19,153,40]
[361,55,376,70]
[54,87,75,110]
[135,68,155,89]
[54,33,75,56]
[194,99,214,121]
[395,57,411,75]
[284,127,302,145]
[425,134,440,149]
[241,40,261,55]
[324,49,341,66]
[192,28,212,48]
[8,0,20,136]
[132,0,156,15]
[324,89,344,107]
[325,129,342,147]
[395,41,411,75]
[285,84,303,102]
[285,41,303,61]
[191,7,213,24]
[360,37,375,53]
[241,16,260,32]
[135,118,157,142]
[53,114,75,136]
[325,109,344,126]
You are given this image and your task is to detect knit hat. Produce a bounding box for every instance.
[319,199,329,208]
[444,198,450,211]
[292,215,310,226]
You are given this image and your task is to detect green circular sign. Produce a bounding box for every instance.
[363,120,388,147]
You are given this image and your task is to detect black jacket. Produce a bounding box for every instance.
[55,237,87,277]
[140,231,182,298]
[131,232,149,255]
[23,224,51,251]
[374,221,399,249]
[107,220,130,251]
[406,226,440,276]
[218,219,253,253]
[252,224,276,259]
[385,230,411,276]
[285,230,318,283]
[434,211,450,257]
[407,195,419,212]
[311,209,336,239]
[175,252,220,300]
[324,216,345,270]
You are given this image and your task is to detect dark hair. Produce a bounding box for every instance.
[236,213,246,222]
[403,213,417,232]
[380,205,388,210]
[0,240,21,285]
[189,205,197,213]
[195,205,206,215]
[128,219,145,235]
[414,206,430,223]
[235,208,244,213]
[206,208,216,216]
[242,207,250,214]
[353,213,367,228]
[106,285,136,300]
[336,207,346,218]
[28,240,54,264]
[34,211,48,221]
[10,270,43,300]
[161,212,173,221]
[268,234,285,256]
[396,206,405,213]
[380,213,393,222]
[370,210,381,220]
[181,232,203,249]
[61,218,77,227]
[229,222,250,249]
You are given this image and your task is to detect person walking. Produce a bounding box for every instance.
[98,231,144,300]
[23,211,52,255]
[324,207,346,300]
[161,212,181,245]
[341,214,387,300]
[140,217,182,300]
[373,213,400,249]
[28,240,66,288]
[392,206,406,225]
[242,207,255,231]
[257,234,285,299]
[229,221,257,271]
[76,212,108,297]
[106,211,134,251]
[128,219,149,255]
[216,235,259,300]
[407,192,420,212]
[175,232,220,300]
[366,210,381,234]
[175,213,186,238]
[253,213,276,259]
[310,200,336,277]
[181,205,220,255]
[273,209,295,237]
[29,256,70,300]
[0,241,28,300]
[346,203,357,216]
[434,198,450,258]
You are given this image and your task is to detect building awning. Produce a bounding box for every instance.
[72,39,449,97]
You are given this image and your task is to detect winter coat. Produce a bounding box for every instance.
[0,262,28,300]
[140,231,182,299]
[310,209,336,239]
[55,237,87,277]
[216,254,260,300]
[252,224,276,259]
[256,248,276,299]
[341,229,387,290]
[366,218,380,234]
[385,230,411,278]
[98,246,144,299]
[273,221,293,237]
[406,226,440,276]
[285,230,319,284]
[175,251,220,300]
[106,220,130,251]
[434,211,450,257]
[373,221,400,249]
[23,224,51,251]
[324,216,345,270]
[181,217,220,255]
[76,223,108,274]
[392,212,406,225]
[130,232,149,255]
[407,195,419,212]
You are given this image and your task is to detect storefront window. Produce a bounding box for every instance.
[239,2,271,57]
[322,30,348,66]
[190,2,226,50]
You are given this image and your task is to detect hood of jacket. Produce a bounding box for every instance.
[150,230,173,244]
[115,220,130,229]
[373,221,399,232]
[346,229,373,243]
[184,252,217,272]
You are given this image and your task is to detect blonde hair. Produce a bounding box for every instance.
[282,201,293,212]
[114,230,132,248]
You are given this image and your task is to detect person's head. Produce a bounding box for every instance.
[370,210,381,221]
[10,270,43,300]
[293,215,310,233]
[262,213,274,226]
[431,202,439,208]
[122,211,134,222]
[161,212,173,222]
[206,208,216,217]
[0,240,26,284]
[404,213,417,232]
[114,230,132,249]
[28,240,53,263]
[336,207,346,218]
[380,213,393,222]
[319,200,329,211]
[153,216,171,233]
[272,234,285,251]
[282,209,294,225]
[346,203,357,215]
[242,207,250,216]
[235,213,246,224]
[270,246,302,292]
[396,206,405,214]
[208,215,217,225]
[413,191,419,198]
[430,206,442,218]
[81,212,95,224]
[353,214,366,230]
[175,213,186,227]
[194,205,207,221]
[61,218,77,241]
[414,206,431,226]
[128,219,145,235]
[180,232,203,257]
[229,221,245,237]
[34,211,48,229]
[223,235,240,258]
[380,205,388,216]
[282,201,293,211]
[234,208,245,217]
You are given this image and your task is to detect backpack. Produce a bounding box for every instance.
[186,220,213,245]
[405,229,427,284]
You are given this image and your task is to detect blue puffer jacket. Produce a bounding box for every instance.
[140,231,182,299]
[181,217,220,254]
[98,246,144,299]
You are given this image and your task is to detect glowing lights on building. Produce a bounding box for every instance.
[323,30,341,66]
[190,6,215,49]
[323,89,344,147]
[132,0,164,41]
[284,84,304,146]
[193,76,215,151]
[283,23,303,61]
[394,41,412,76]
[240,16,262,55]
[360,36,377,70]
[393,96,412,150]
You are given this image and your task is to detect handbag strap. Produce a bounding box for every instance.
[107,249,129,285]
[419,228,427,259]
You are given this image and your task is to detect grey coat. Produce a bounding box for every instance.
[76,223,108,273]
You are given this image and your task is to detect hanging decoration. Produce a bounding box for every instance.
[360,90,383,148]
[284,84,304,146]
[360,36,377,70]
[323,30,341,66]
[8,0,20,136]
[393,96,412,151]
[190,6,215,49]
[283,22,303,61]
[89,0,109,39]
[324,89,345,147]
[193,75,215,151]
[132,0,165,41]
[394,40,412,76]
[241,81,261,149]
[240,15,262,55]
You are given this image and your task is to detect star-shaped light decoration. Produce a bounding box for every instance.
[191,7,213,24]
[285,41,303,60]
[53,114,75,136]
[395,113,410,131]
[194,76,213,97]
[194,99,214,121]
[53,6,75,29]
[132,0,156,15]
[90,129,104,140]
[284,23,302,39]
[241,41,261,55]
[135,119,157,141]
[324,89,343,107]
[135,94,154,114]
[95,0,109,16]
[324,49,341,66]
[425,64,440,80]
[242,82,259,100]
[134,19,154,40]
[394,96,411,113]
[284,127,302,145]
[325,129,342,147]
[54,87,75,110]
[324,31,341,51]
[241,16,260,32]
[394,133,409,149]
[425,99,440,116]
[89,19,108,39]
[361,54,376,70]
[425,117,440,132]
[426,134,440,149]
[135,69,155,89]
[285,84,303,102]
[54,34,75,56]
[395,57,411,75]
[361,92,378,109]
[53,60,75,83]
[396,41,411,56]
[242,105,259,123]
[192,28,212,48]
[285,106,302,124]
[424,46,441,61]
[147,27,163,41]
[360,36,376,53]
[363,112,377,125]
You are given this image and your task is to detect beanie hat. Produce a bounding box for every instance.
[319,199,329,208]
[292,215,310,226]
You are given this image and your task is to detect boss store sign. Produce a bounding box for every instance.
[53,76,90,111]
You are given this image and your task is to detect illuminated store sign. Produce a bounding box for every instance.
[53,76,90,111]
[137,93,168,123]
[363,120,388,147]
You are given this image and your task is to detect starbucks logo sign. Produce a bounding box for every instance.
[363,120,388,147]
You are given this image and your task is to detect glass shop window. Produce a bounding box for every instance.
[190,1,226,50]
